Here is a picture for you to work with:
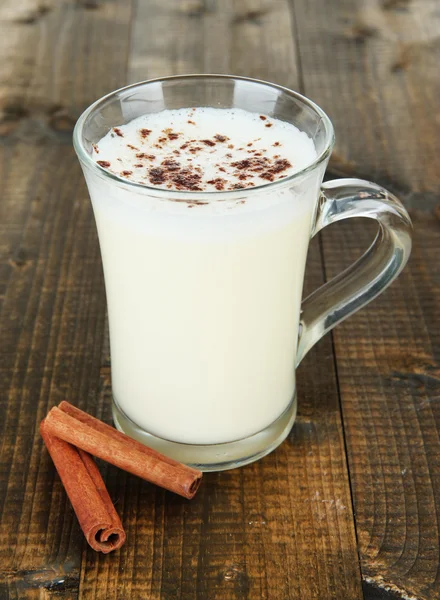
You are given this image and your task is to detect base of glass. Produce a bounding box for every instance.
[112,394,297,472]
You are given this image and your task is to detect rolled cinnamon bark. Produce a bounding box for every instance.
[40,420,126,553]
[44,402,202,499]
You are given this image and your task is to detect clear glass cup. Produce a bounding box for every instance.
[73,75,412,471]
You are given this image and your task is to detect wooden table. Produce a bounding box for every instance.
[1,0,439,598]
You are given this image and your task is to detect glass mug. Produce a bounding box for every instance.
[73,75,412,471]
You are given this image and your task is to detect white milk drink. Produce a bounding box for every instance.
[86,108,318,445]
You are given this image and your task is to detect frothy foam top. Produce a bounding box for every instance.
[92,108,317,192]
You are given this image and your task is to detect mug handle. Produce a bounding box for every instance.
[296,178,413,365]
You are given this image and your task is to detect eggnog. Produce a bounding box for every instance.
[86,108,317,445]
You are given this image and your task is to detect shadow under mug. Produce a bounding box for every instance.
[74,75,412,471]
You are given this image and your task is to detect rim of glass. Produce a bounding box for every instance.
[73,74,335,199]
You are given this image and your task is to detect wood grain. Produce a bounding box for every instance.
[333,217,440,600]
[1,0,438,598]
[291,0,440,198]
[128,0,300,88]
[0,0,133,597]
[291,0,440,597]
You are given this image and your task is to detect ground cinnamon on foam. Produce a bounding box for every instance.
[92,108,306,192]
[41,402,202,553]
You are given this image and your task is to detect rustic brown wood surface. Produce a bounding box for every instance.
[0,0,438,599]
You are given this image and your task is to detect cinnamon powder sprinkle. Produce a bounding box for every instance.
[172,172,202,191]
[136,153,156,160]
[207,178,227,190]
[149,168,166,185]
[231,159,252,170]
[161,158,180,171]
[230,156,278,179]
[94,112,298,193]
[259,158,292,181]
[145,158,210,191]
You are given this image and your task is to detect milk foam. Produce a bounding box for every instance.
[93,107,316,192]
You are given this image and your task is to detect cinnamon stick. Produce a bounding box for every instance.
[44,402,202,499]
[40,420,126,553]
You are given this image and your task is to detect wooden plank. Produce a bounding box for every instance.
[79,1,362,598]
[292,0,440,597]
[0,0,133,597]
[291,0,440,198]
[330,216,440,600]
[0,0,132,135]
[128,0,300,88]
